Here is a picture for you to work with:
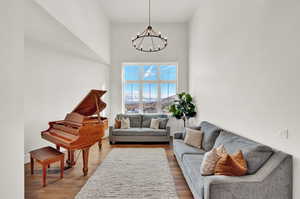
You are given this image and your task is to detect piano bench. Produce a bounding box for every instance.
[30,146,65,187]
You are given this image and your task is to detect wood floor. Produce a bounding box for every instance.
[25,138,193,199]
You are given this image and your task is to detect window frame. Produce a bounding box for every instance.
[122,62,178,114]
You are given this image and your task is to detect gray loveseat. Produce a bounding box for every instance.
[173,121,293,199]
[109,114,170,144]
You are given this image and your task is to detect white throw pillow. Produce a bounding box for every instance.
[150,118,160,129]
[200,148,221,176]
[184,128,203,149]
[121,117,130,129]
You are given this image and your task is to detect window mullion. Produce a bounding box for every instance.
[139,66,143,113]
[123,63,177,114]
[157,65,162,113]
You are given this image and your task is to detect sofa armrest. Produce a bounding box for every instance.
[203,152,292,199]
[166,126,171,134]
[173,132,183,139]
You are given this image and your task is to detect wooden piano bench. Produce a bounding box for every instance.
[30,146,65,187]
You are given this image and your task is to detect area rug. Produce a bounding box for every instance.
[75,148,178,199]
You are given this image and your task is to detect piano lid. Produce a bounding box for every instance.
[72,89,107,116]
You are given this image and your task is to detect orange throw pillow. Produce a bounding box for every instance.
[214,150,248,176]
[114,119,121,129]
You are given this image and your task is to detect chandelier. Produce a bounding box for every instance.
[131,0,168,53]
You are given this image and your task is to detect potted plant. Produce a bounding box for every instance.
[169,92,197,127]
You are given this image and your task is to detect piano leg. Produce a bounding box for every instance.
[82,147,90,176]
[66,150,75,167]
[56,145,60,151]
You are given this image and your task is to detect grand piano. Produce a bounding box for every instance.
[41,89,108,176]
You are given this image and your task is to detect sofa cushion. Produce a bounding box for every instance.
[116,114,142,128]
[213,130,273,174]
[112,128,167,136]
[182,154,205,198]
[142,114,168,128]
[200,121,221,151]
[173,139,205,160]
[159,118,169,129]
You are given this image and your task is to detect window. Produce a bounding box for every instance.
[123,63,177,113]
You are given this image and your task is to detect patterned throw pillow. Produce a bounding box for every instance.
[184,128,203,149]
[200,148,221,176]
[214,150,248,176]
[121,118,130,129]
[150,118,160,129]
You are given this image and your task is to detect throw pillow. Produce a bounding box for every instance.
[121,117,130,129]
[183,128,203,149]
[150,118,160,129]
[214,150,248,176]
[159,118,169,129]
[183,125,201,139]
[114,119,121,129]
[213,130,273,174]
[200,121,220,152]
[200,148,221,176]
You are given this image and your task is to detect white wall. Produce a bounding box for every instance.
[34,0,111,64]
[189,0,300,198]
[0,0,23,198]
[110,23,189,131]
[24,0,110,161]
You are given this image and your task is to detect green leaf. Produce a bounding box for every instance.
[168,92,196,121]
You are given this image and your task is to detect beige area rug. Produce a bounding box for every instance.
[75,148,178,199]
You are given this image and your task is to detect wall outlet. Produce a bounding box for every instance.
[279,129,289,139]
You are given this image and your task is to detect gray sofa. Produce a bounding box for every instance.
[109,114,170,144]
[173,121,293,199]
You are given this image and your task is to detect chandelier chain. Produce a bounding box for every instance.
[149,0,151,26]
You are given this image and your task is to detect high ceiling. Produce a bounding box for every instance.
[98,0,201,23]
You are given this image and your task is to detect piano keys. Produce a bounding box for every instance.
[41,90,108,176]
